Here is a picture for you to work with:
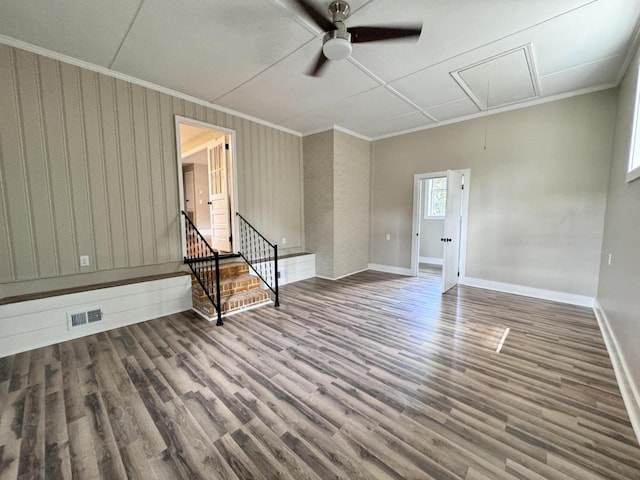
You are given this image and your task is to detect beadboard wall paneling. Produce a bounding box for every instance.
[0,44,303,295]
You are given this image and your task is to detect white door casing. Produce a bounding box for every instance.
[410,169,470,285]
[442,170,464,293]
[175,115,239,260]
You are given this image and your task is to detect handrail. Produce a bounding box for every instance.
[235,212,279,307]
[182,210,217,261]
[181,211,223,326]
[236,213,276,249]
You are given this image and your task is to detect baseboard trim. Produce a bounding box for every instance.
[593,301,640,446]
[419,256,443,265]
[459,276,594,307]
[193,299,274,322]
[316,268,369,281]
[367,264,413,276]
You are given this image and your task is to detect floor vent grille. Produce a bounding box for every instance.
[67,308,103,329]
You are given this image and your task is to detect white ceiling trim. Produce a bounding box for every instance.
[268,0,324,36]
[0,34,304,137]
[346,57,439,121]
[108,0,144,69]
[383,85,438,122]
[616,15,640,85]
[302,124,372,141]
[450,44,541,111]
[541,53,625,79]
[388,0,600,85]
[333,124,372,141]
[371,82,617,141]
[211,37,318,103]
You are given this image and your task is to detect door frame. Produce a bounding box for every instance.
[175,115,239,259]
[410,169,471,278]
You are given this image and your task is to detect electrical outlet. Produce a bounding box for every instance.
[282,237,287,245]
[80,255,90,267]
[608,253,612,266]
[386,234,391,241]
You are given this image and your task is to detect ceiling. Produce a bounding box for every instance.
[0,0,639,139]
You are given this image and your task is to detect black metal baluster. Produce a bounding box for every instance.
[181,211,223,323]
[233,212,280,308]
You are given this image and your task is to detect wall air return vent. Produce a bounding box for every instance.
[67,308,103,330]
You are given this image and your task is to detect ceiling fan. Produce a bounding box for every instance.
[293,0,423,76]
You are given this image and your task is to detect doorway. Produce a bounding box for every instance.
[175,116,237,256]
[411,169,470,293]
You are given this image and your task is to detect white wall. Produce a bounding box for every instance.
[371,90,617,298]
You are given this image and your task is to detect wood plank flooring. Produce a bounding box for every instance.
[1,269,639,479]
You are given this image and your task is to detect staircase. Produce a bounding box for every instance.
[191,262,271,320]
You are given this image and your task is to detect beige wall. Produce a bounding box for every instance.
[597,47,640,393]
[333,130,370,278]
[303,129,370,279]
[371,90,617,297]
[303,130,334,278]
[0,44,303,298]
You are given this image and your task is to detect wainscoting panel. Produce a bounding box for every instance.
[0,275,192,358]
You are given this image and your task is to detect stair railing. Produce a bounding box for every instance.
[236,212,279,307]
[181,211,223,326]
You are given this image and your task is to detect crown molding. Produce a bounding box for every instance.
[0,35,303,137]
[371,83,617,141]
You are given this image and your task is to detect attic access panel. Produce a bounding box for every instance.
[451,45,541,110]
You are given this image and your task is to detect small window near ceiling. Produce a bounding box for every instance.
[425,177,447,219]
[627,65,640,182]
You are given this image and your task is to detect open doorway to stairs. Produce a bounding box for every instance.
[175,116,237,257]
[411,169,470,293]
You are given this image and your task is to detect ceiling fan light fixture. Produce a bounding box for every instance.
[323,34,352,61]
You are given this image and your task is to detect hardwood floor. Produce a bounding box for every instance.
[1,270,639,479]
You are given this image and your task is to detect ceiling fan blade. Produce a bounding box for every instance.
[291,0,335,32]
[348,24,422,43]
[307,50,330,77]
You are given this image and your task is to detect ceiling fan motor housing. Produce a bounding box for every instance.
[329,1,350,23]
[323,1,352,60]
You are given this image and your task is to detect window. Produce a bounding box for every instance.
[424,177,447,218]
[627,65,640,182]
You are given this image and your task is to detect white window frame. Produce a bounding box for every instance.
[626,64,640,183]
[424,177,447,219]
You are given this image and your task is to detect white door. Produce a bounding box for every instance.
[208,137,231,252]
[442,170,464,293]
